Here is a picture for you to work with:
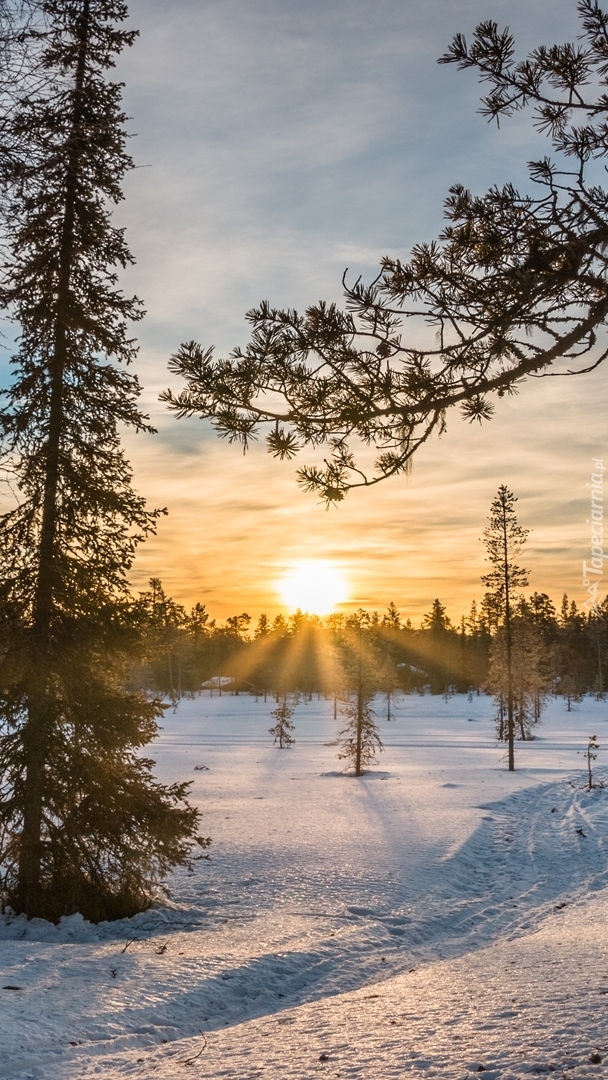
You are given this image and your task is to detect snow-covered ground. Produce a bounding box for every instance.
[2,692,608,1079]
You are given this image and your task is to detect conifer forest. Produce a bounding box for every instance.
[134,579,608,713]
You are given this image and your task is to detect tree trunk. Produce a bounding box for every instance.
[354,622,363,776]
[502,505,515,771]
[167,651,175,700]
[498,694,505,741]
[355,686,363,776]
[18,0,91,918]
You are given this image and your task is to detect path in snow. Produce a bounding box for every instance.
[1,692,608,1078]
[45,883,608,1079]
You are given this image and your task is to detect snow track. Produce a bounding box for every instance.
[1,693,608,1078]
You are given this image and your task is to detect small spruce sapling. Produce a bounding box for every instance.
[337,693,383,775]
[587,735,599,790]
[336,609,384,776]
[561,674,577,712]
[269,696,296,748]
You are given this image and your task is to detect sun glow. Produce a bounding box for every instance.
[278,560,349,615]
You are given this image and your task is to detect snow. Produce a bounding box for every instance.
[2,691,608,1079]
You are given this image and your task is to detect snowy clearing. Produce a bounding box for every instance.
[2,692,608,1079]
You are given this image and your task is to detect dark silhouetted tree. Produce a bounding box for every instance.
[482,486,529,770]
[587,734,599,789]
[137,579,190,705]
[337,691,382,775]
[0,0,203,921]
[485,612,550,742]
[269,696,296,748]
[337,610,383,776]
[417,599,461,694]
[383,601,401,629]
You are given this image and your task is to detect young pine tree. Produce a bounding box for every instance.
[485,617,549,743]
[268,696,296,748]
[481,487,529,771]
[587,735,599,791]
[337,692,383,775]
[137,579,189,705]
[337,611,384,776]
[0,0,203,921]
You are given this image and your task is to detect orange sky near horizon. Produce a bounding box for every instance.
[124,358,604,628]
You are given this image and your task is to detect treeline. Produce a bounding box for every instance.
[132,581,608,707]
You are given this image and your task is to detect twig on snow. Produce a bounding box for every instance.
[179,1032,207,1065]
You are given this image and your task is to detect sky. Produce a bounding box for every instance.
[75,0,608,621]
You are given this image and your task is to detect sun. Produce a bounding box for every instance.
[279,560,349,615]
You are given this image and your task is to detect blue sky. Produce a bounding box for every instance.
[13,0,604,621]
[116,0,576,357]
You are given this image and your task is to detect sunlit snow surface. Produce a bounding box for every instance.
[2,692,608,1079]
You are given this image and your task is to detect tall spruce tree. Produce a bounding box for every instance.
[481,486,529,771]
[0,0,203,922]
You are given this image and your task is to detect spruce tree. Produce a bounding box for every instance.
[268,696,296,748]
[337,692,383,775]
[587,735,599,790]
[485,616,549,742]
[137,579,189,704]
[481,486,529,771]
[0,0,203,921]
[337,611,383,776]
